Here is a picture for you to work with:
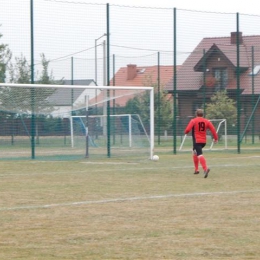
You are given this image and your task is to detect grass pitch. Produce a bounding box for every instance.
[0,151,260,259]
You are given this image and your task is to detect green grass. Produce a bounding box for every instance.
[0,151,260,259]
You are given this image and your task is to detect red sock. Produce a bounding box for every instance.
[198,155,207,171]
[193,154,199,171]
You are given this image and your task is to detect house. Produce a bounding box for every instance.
[47,79,97,117]
[165,31,260,129]
[111,64,174,88]
[92,64,176,108]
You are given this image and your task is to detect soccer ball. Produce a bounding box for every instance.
[152,155,159,161]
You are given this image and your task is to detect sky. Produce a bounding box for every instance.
[1,0,260,83]
[90,0,260,15]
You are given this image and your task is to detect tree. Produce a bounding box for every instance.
[2,53,63,115]
[9,53,61,85]
[0,28,12,83]
[1,52,65,145]
[205,90,236,134]
[38,53,62,85]
[9,54,30,83]
[155,88,172,132]
[125,90,149,121]
[125,79,173,134]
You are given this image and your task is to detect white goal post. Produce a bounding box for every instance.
[179,119,227,151]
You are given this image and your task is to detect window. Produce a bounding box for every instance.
[249,65,260,76]
[213,68,228,91]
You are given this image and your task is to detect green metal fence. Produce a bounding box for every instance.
[1,1,260,159]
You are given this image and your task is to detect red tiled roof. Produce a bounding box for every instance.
[165,33,260,95]
[91,65,178,107]
[110,65,175,87]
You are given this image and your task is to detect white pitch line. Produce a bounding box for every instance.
[81,162,139,165]
[1,190,260,212]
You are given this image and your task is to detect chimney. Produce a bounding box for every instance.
[127,64,137,80]
[231,32,243,44]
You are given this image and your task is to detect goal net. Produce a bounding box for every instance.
[179,119,227,151]
[0,83,154,160]
[71,114,150,149]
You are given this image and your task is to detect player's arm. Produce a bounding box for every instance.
[184,119,194,134]
[208,121,218,142]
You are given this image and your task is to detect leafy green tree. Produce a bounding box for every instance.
[9,53,61,85]
[0,28,12,82]
[2,53,63,115]
[205,90,236,135]
[38,53,62,85]
[9,54,30,83]
[1,52,64,144]
[125,83,173,134]
[125,90,150,124]
[155,88,172,132]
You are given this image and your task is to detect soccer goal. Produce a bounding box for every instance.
[179,119,227,151]
[71,114,150,148]
[0,83,155,160]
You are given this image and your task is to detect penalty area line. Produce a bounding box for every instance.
[1,190,260,212]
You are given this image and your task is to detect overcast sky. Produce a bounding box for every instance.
[1,0,260,83]
[92,0,260,15]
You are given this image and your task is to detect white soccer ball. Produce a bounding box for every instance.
[152,155,159,161]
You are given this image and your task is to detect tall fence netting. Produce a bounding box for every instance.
[1,1,260,159]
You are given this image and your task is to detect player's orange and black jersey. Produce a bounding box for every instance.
[184,117,218,143]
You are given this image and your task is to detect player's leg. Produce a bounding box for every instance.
[196,143,210,178]
[192,147,199,174]
[196,143,205,170]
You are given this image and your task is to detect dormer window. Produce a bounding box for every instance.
[213,68,228,91]
[249,65,260,76]
[137,68,146,74]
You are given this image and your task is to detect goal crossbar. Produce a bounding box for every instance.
[0,83,153,91]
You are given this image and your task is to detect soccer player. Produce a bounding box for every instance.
[184,109,218,178]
